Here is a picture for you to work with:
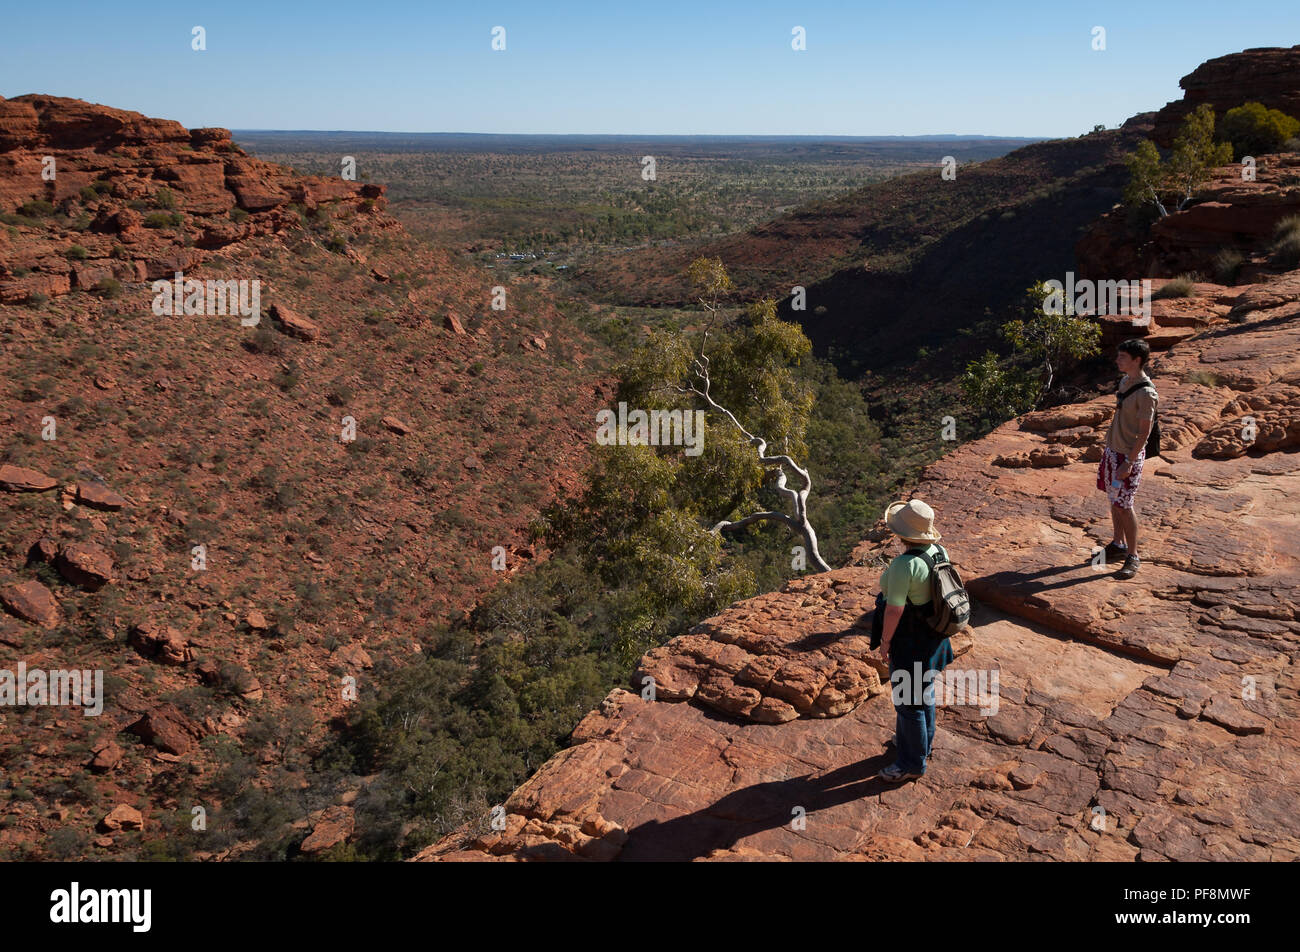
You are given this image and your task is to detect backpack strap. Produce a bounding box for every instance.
[904,545,947,569]
[1117,380,1155,402]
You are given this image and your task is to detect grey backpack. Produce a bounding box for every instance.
[904,546,971,638]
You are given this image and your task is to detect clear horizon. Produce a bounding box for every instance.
[2,0,1298,137]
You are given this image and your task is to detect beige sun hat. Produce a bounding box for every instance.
[885,498,942,543]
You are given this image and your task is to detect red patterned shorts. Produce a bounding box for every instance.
[1097,446,1145,509]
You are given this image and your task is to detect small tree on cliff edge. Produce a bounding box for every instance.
[962,281,1101,418]
[1124,103,1234,217]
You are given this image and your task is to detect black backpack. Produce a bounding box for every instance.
[1117,379,1161,459]
[869,545,971,646]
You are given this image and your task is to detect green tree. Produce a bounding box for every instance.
[960,351,1037,422]
[1124,103,1233,217]
[992,281,1102,409]
[1219,101,1300,160]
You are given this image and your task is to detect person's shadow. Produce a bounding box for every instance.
[973,556,1116,597]
[618,751,900,861]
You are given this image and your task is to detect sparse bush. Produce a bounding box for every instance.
[144,211,182,228]
[64,244,88,260]
[1270,215,1300,270]
[1185,369,1223,387]
[1271,234,1300,271]
[229,207,250,223]
[154,187,176,209]
[246,325,285,356]
[961,351,1037,421]
[79,185,99,203]
[18,199,55,218]
[1152,274,1197,299]
[1212,248,1245,285]
[94,277,123,298]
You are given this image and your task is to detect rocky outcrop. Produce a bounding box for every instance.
[1151,46,1300,148]
[0,94,389,305]
[417,269,1300,862]
[1080,44,1300,284]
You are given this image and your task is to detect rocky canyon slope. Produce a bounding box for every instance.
[0,95,612,857]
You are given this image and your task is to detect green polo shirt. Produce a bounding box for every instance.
[881,543,947,607]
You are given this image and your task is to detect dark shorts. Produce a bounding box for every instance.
[1097,446,1145,509]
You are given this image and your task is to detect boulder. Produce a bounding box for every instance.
[98,804,145,833]
[299,806,355,854]
[128,622,192,665]
[88,740,123,774]
[0,579,60,628]
[126,704,201,755]
[381,416,411,435]
[0,464,58,492]
[54,542,115,590]
[74,481,127,510]
[270,304,321,341]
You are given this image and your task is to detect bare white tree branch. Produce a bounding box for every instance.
[663,304,831,572]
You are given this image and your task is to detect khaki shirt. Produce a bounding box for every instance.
[1106,372,1157,453]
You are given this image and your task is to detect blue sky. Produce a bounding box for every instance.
[2,1,1297,136]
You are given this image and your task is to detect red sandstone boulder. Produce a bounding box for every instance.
[75,481,127,510]
[0,464,57,492]
[299,806,355,854]
[54,542,115,590]
[128,621,192,665]
[270,304,321,341]
[98,804,145,833]
[0,579,60,628]
[126,704,202,755]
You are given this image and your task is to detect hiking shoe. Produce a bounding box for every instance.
[877,763,923,783]
[1103,541,1128,563]
[1115,554,1141,580]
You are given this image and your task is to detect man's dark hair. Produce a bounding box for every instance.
[1118,338,1150,369]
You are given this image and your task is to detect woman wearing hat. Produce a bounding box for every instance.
[876,498,955,782]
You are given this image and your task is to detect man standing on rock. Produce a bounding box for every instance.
[1098,339,1158,580]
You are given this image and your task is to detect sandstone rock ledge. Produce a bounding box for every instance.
[415,286,1300,862]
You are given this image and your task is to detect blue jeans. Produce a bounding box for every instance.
[887,608,950,774]
[894,697,936,774]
